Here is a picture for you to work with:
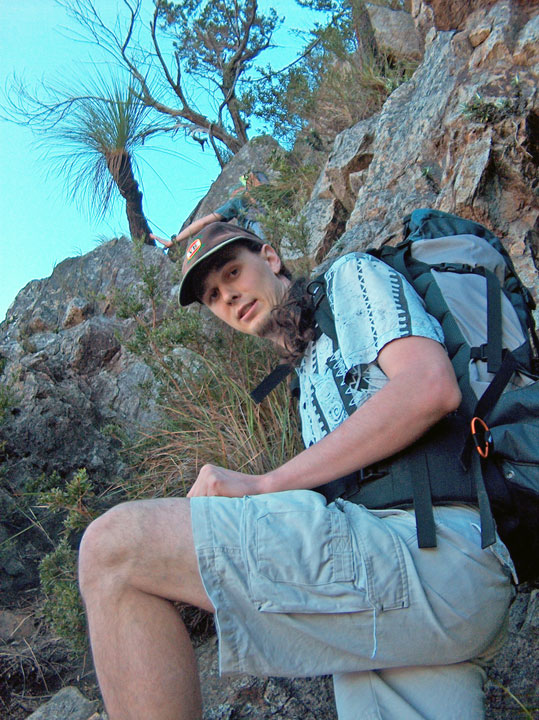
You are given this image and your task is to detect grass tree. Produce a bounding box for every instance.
[45,74,158,244]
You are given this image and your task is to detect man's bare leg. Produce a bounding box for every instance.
[78,497,214,720]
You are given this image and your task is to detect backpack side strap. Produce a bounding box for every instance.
[250,363,293,404]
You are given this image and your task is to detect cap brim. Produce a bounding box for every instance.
[178,233,263,306]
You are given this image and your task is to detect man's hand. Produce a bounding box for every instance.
[187,464,266,498]
[150,233,174,248]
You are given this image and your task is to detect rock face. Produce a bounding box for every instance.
[0,1,537,718]
[305,1,539,306]
[26,687,97,720]
[0,238,179,597]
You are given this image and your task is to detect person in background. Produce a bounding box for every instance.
[150,170,267,249]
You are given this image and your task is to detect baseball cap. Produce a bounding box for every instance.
[178,222,265,306]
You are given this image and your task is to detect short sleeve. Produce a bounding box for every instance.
[324,253,444,368]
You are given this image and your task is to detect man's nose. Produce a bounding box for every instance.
[222,286,240,304]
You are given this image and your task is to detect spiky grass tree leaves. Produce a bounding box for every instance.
[45,73,157,244]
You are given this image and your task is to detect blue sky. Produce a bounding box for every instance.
[0,1,319,321]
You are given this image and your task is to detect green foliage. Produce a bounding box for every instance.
[157,0,279,86]
[0,384,14,425]
[251,150,320,274]
[25,470,63,496]
[461,80,525,125]
[462,93,514,124]
[39,538,87,655]
[253,2,418,146]
[0,355,17,424]
[39,468,98,534]
[37,468,101,654]
[126,327,303,499]
[421,166,439,193]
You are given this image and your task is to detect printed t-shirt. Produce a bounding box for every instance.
[295,253,445,449]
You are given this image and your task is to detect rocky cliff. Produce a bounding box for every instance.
[1,1,537,718]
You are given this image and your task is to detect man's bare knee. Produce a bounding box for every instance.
[78,498,212,610]
[79,502,138,597]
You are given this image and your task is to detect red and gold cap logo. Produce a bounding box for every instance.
[186,238,203,262]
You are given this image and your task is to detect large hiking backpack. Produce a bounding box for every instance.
[252,209,539,583]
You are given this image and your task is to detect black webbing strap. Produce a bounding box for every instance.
[485,269,503,373]
[250,277,333,404]
[471,451,497,548]
[474,351,518,422]
[409,454,437,548]
[461,351,518,468]
[250,363,292,404]
[470,268,503,373]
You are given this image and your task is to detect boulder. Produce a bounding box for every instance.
[26,687,98,720]
[411,0,498,34]
[197,637,336,719]
[366,4,423,61]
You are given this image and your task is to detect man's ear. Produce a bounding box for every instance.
[261,244,282,274]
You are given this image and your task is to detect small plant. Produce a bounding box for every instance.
[39,538,88,655]
[493,681,535,719]
[127,335,302,499]
[38,467,98,534]
[37,468,101,654]
[0,384,14,425]
[249,150,319,275]
[461,80,525,125]
[421,166,439,193]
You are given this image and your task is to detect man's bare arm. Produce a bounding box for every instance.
[187,336,461,497]
[150,212,223,248]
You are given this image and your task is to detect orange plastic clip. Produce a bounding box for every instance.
[470,417,492,458]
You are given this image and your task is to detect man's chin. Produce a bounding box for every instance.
[253,316,279,341]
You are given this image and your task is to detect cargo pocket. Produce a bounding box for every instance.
[242,491,409,614]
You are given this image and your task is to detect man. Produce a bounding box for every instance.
[150,171,267,249]
[78,222,514,720]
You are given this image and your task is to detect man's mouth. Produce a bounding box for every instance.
[238,300,257,321]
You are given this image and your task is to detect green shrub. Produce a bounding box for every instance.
[39,538,87,655]
[37,468,100,654]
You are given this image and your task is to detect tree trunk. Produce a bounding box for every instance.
[107,151,154,245]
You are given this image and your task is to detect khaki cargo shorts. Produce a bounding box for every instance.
[190,490,513,679]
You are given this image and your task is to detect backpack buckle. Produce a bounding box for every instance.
[470,417,492,458]
[470,344,489,361]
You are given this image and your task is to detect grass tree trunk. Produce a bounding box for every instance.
[108,150,154,246]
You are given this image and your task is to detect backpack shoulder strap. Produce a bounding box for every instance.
[306,275,338,347]
[250,273,336,404]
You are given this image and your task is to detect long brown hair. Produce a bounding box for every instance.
[272,277,318,365]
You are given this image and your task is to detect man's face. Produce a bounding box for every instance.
[200,245,290,343]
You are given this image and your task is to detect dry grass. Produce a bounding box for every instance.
[124,330,303,500]
[305,50,418,144]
